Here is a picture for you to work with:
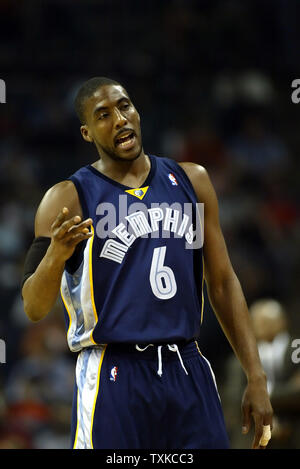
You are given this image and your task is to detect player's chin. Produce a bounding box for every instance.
[115,141,142,161]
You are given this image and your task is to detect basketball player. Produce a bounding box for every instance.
[22,77,273,449]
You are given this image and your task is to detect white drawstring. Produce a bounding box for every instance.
[167,344,189,376]
[135,343,189,377]
[135,344,154,351]
[157,345,163,376]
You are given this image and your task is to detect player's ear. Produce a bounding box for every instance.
[80,125,93,143]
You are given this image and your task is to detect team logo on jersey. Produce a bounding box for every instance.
[134,189,143,197]
[110,366,118,382]
[125,186,149,200]
[168,173,178,186]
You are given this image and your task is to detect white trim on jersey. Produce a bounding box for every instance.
[73,345,106,449]
[61,234,98,352]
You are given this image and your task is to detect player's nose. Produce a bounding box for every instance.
[114,108,127,129]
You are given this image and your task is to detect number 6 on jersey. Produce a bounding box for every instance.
[149,246,177,299]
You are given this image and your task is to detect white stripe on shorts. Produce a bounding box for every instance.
[73,345,106,449]
[201,354,221,402]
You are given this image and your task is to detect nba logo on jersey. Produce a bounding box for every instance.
[168,173,178,186]
[110,366,118,382]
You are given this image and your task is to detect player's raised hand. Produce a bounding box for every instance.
[50,207,93,261]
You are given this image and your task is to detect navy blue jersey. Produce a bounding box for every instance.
[60,155,204,351]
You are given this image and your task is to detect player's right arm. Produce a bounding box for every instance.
[22,180,93,322]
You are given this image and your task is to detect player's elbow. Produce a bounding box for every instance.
[22,283,48,322]
[23,299,47,322]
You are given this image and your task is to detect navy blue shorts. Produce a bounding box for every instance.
[70,340,230,449]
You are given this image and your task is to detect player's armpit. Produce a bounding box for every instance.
[178,162,234,288]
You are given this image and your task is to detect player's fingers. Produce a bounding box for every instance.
[68,231,93,246]
[64,224,92,242]
[259,423,272,449]
[258,412,273,449]
[55,215,83,238]
[252,413,264,449]
[66,218,93,234]
[241,401,251,435]
[51,207,70,230]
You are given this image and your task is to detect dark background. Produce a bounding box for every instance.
[0,0,299,449]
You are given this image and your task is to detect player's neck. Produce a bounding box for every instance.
[92,152,151,188]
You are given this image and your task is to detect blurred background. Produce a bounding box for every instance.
[0,0,300,449]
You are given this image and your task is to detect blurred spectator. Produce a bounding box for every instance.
[178,118,229,171]
[227,113,289,178]
[223,299,300,449]
[213,70,274,109]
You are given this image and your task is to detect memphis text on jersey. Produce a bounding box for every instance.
[97,198,204,264]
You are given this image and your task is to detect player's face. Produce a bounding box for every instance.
[81,85,143,162]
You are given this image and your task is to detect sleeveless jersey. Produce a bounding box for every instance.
[60,155,204,352]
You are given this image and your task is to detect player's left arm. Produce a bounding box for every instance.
[179,162,273,449]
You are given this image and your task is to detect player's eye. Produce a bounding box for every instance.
[99,112,109,120]
[120,103,130,111]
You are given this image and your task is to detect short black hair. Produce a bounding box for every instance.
[74,76,122,124]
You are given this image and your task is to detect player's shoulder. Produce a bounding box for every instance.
[154,155,208,180]
[35,180,82,236]
[40,180,79,210]
[178,162,208,179]
[179,161,211,193]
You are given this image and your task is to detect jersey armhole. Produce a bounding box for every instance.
[68,175,89,220]
[65,176,88,274]
[171,161,200,203]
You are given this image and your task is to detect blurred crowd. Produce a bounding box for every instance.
[0,0,299,449]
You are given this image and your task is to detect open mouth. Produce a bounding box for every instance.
[115,131,136,150]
